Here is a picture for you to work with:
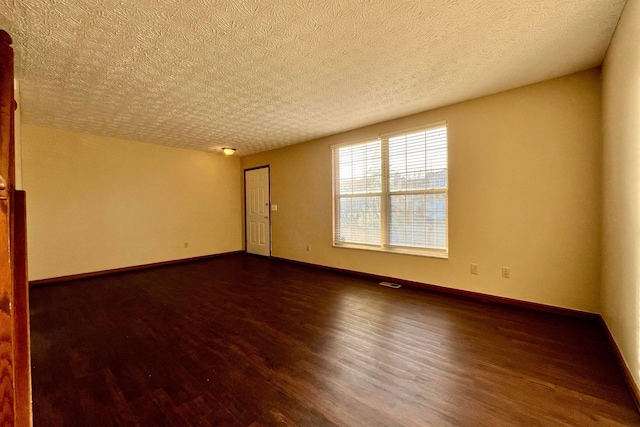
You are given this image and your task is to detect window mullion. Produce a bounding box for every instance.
[332,148,340,245]
[380,137,389,247]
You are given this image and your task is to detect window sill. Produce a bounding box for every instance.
[332,243,448,259]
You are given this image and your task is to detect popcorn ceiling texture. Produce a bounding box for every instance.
[0,0,627,156]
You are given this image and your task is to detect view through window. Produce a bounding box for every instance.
[332,123,448,256]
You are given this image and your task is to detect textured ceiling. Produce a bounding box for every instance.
[0,0,627,156]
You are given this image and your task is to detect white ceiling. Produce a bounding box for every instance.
[0,0,627,156]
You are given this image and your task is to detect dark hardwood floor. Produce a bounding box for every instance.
[30,254,640,426]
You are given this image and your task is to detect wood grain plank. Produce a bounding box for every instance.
[29,254,640,426]
[0,29,15,426]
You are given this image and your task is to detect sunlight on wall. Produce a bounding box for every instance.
[601,0,640,393]
[636,96,640,382]
[21,125,243,280]
[242,70,602,312]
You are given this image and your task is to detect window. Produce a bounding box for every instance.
[332,122,448,257]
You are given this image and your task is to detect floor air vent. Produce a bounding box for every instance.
[379,281,402,289]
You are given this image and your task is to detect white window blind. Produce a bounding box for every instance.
[333,140,382,245]
[386,127,448,250]
[332,123,448,256]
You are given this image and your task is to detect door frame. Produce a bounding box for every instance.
[243,165,271,257]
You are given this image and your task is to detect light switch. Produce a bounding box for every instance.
[271,204,278,211]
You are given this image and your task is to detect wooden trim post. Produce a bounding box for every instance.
[0,28,33,427]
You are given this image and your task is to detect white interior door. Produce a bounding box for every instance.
[245,167,271,256]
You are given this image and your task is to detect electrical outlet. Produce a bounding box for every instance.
[306,244,311,252]
[470,263,478,275]
[502,267,510,278]
[184,242,189,249]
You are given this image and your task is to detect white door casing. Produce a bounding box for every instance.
[245,167,270,256]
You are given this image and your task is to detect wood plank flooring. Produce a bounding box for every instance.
[29,254,640,426]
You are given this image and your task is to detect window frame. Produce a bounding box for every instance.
[332,121,448,258]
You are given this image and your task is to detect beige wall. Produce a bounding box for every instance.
[602,1,640,391]
[242,69,602,312]
[21,125,242,280]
